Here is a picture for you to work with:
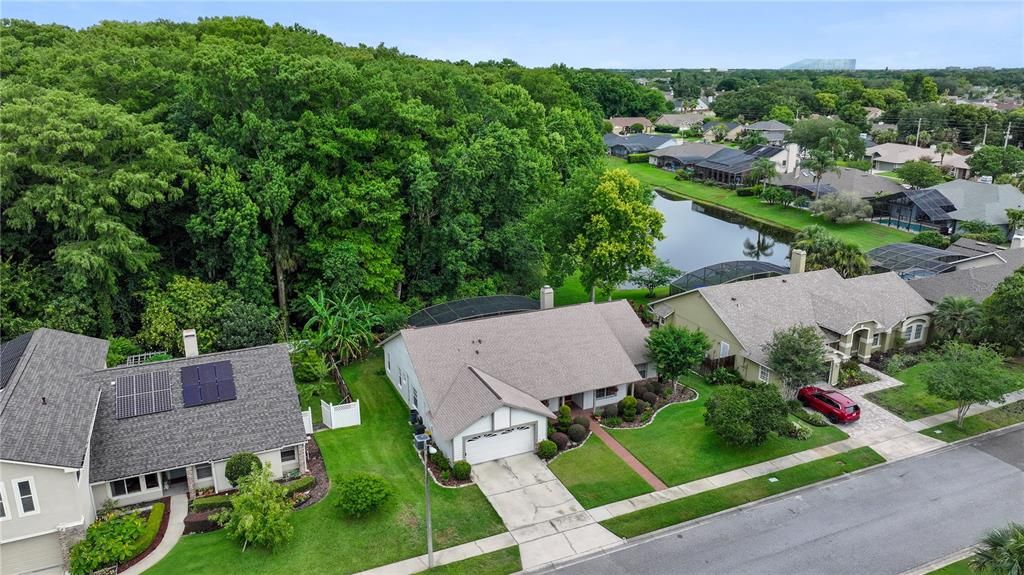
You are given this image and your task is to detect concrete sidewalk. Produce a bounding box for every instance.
[119,493,188,575]
[908,389,1024,432]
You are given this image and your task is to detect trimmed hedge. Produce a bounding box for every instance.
[654,124,680,134]
[626,153,650,164]
[190,494,232,512]
[567,424,588,443]
[282,475,316,497]
[183,510,221,534]
[126,502,165,559]
[551,432,570,451]
[537,440,558,460]
[452,460,472,481]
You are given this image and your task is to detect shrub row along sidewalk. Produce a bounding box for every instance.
[600,447,885,538]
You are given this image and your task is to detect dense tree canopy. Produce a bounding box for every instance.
[0,17,653,345]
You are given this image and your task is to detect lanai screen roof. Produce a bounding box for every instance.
[407,295,540,327]
[868,242,967,279]
[669,260,788,294]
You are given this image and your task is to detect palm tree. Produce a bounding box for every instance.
[742,232,775,260]
[804,150,839,200]
[936,141,955,170]
[739,130,768,149]
[819,127,848,159]
[748,158,778,193]
[933,295,982,341]
[970,523,1024,575]
[711,123,729,142]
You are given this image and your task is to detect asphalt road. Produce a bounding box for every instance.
[547,427,1024,575]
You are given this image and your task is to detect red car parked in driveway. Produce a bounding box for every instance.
[797,386,861,423]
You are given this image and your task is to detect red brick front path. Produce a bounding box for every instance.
[588,419,668,491]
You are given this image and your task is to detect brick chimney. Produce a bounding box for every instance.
[790,249,807,274]
[540,285,555,310]
[182,329,199,358]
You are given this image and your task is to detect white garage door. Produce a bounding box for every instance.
[1,532,64,575]
[464,424,535,464]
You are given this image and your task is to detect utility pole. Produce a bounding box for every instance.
[914,118,923,147]
[1004,123,1013,148]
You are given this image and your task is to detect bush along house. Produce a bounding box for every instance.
[0,328,307,575]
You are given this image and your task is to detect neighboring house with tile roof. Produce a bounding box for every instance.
[908,247,1024,303]
[380,299,654,464]
[650,265,933,387]
[608,116,654,135]
[603,133,677,157]
[0,329,306,575]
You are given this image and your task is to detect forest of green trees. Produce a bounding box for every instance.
[0,17,672,351]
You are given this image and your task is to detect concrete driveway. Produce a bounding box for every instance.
[473,453,620,570]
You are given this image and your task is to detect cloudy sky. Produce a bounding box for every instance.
[5,1,1022,69]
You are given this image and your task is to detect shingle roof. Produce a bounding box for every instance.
[931,181,1024,226]
[603,133,674,153]
[654,113,714,128]
[695,148,757,173]
[430,367,555,441]
[746,120,792,132]
[398,301,648,440]
[745,145,785,159]
[0,329,108,468]
[88,344,306,482]
[908,249,1024,303]
[609,117,654,128]
[648,142,727,162]
[702,121,739,132]
[777,167,905,198]
[676,270,932,364]
[945,238,1007,257]
[866,143,972,170]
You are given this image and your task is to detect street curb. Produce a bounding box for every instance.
[520,421,1024,574]
[898,546,975,575]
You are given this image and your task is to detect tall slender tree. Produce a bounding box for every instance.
[803,150,839,199]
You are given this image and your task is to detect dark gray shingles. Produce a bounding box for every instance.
[0,329,108,468]
[88,344,306,482]
[908,249,1024,303]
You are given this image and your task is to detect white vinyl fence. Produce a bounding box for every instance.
[321,399,361,429]
[302,408,314,434]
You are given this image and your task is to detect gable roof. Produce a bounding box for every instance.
[88,344,306,482]
[746,120,792,132]
[702,120,740,132]
[907,249,1024,303]
[945,237,1007,257]
[0,329,109,468]
[661,269,932,365]
[866,143,972,170]
[930,180,1024,226]
[609,117,653,128]
[397,301,648,440]
[603,133,674,153]
[695,148,757,173]
[654,113,714,128]
[648,142,728,162]
[777,167,905,198]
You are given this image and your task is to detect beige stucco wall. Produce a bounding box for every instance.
[0,461,88,543]
[0,531,63,575]
[661,292,744,360]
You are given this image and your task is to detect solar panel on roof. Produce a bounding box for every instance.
[115,371,173,419]
[180,360,237,407]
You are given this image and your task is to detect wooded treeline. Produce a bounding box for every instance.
[0,17,673,348]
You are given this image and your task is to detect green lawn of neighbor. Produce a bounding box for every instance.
[921,400,1024,443]
[548,433,654,508]
[876,171,904,181]
[603,157,914,251]
[415,547,521,575]
[866,362,1024,421]
[601,447,884,538]
[553,271,668,307]
[145,353,505,575]
[296,377,343,425]
[608,376,849,487]
[927,558,973,575]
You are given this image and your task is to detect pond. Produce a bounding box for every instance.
[651,190,794,274]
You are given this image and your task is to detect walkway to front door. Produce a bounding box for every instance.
[472,453,620,570]
[587,420,668,491]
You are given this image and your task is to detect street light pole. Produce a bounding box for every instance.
[414,433,435,568]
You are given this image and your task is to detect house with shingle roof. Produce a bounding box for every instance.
[744,120,792,145]
[865,143,973,179]
[700,120,743,142]
[650,263,933,387]
[648,142,729,170]
[0,329,306,574]
[608,116,654,135]
[654,112,715,132]
[908,247,1024,304]
[603,133,677,157]
[380,298,654,464]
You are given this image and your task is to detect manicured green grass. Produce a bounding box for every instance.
[876,171,903,181]
[602,157,914,251]
[548,434,654,508]
[415,547,521,575]
[608,377,849,487]
[927,558,973,575]
[145,353,505,575]
[297,378,343,425]
[553,271,668,307]
[921,400,1024,443]
[601,447,884,538]
[867,362,1024,421]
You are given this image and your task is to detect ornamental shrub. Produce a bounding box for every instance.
[282,475,316,497]
[593,407,604,418]
[620,395,638,422]
[225,452,261,487]
[556,404,573,432]
[551,432,570,451]
[452,460,472,481]
[291,349,328,385]
[430,450,451,472]
[337,473,392,518]
[791,408,830,427]
[70,511,146,574]
[602,403,619,418]
[779,421,812,440]
[602,416,622,428]
[634,383,648,397]
[704,384,789,446]
[537,440,558,460]
[190,494,232,512]
[647,380,664,395]
[642,391,659,406]
[567,424,588,443]
[573,415,591,428]
[635,399,650,414]
[709,367,742,386]
[126,502,165,559]
[626,153,650,164]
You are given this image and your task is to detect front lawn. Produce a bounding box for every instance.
[866,362,1024,421]
[548,434,654,508]
[927,558,972,575]
[921,400,1024,443]
[553,272,668,307]
[603,157,914,251]
[415,546,520,575]
[608,376,849,487]
[601,447,884,538]
[146,353,505,575]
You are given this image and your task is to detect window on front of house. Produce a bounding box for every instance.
[904,322,925,343]
[385,352,391,373]
[282,448,296,463]
[144,473,159,490]
[412,387,419,410]
[635,364,647,378]
[195,464,213,480]
[15,479,37,515]
[759,365,771,383]
[595,386,618,399]
[872,333,880,347]
[0,482,7,519]
[110,476,142,497]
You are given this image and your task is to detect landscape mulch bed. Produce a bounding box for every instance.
[294,437,330,509]
[600,383,698,430]
[118,496,171,571]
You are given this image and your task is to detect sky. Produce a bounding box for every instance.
[4,1,1023,70]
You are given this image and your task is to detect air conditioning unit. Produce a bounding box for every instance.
[979,175,993,184]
